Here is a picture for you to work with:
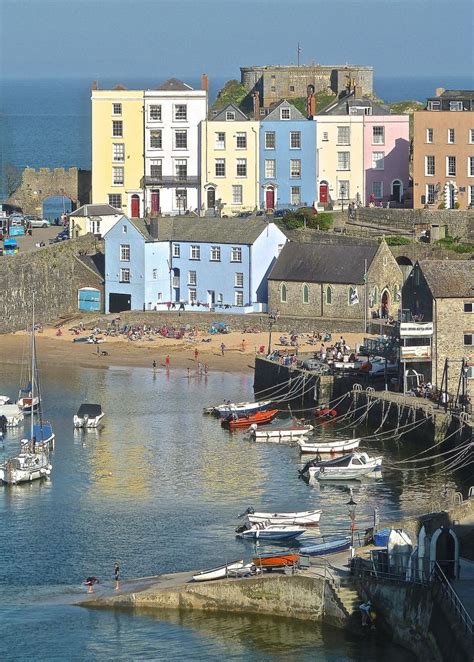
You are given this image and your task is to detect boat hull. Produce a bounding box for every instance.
[238,528,305,540]
[223,409,279,430]
[215,401,271,417]
[192,560,244,582]
[252,553,300,569]
[73,412,105,429]
[248,510,321,526]
[298,438,361,454]
[0,453,52,485]
[300,538,350,556]
[251,425,313,441]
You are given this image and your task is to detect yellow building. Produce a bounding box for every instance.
[201,104,259,214]
[91,86,144,217]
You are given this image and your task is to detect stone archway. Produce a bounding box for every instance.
[6,167,91,216]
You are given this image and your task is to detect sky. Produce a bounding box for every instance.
[1,0,473,81]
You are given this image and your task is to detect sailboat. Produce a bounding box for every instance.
[0,303,53,485]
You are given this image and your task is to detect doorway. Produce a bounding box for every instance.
[131,194,140,218]
[207,188,216,209]
[207,290,215,308]
[392,180,402,203]
[109,293,131,313]
[381,289,390,318]
[319,182,328,204]
[151,190,160,214]
[265,187,275,210]
[435,529,457,579]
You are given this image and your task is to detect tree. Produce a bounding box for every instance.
[4,164,23,197]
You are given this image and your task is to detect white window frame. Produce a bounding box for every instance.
[290,186,301,206]
[448,128,455,144]
[449,101,463,111]
[190,245,200,260]
[468,156,474,177]
[339,180,350,200]
[426,183,435,204]
[176,189,187,210]
[425,155,435,176]
[337,151,350,171]
[188,288,197,303]
[235,272,244,288]
[174,104,187,121]
[337,126,351,145]
[210,246,221,262]
[112,120,123,137]
[119,268,130,283]
[150,159,162,178]
[290,159,301,179]
[265,159,276,179]
[372,181,383,199]
[426,128,433,144]
[215,132,225,149]
[226,110,236,121]
[113,143,125,162]
[112,166,124,186]
[174,129,188,150]
[235,291,244,306]
[150,129,162,149]
[446,156,456,177]
[470,129,474,144]
[236,158,247,177]
[152,268,158,280]
[372,126,385,145]
[174,159,187,181]
[290,131,301,149]
[236,132,247,149]
[265,131,276,149]
[372,152,385,170]
[120,244,130,261]
[231,247,242,263]
[322,131,329,141]
[215,159,225,177]
[112,103,122,116]
[232,185,243,205]
[109,194,122,208]
[280,107,290,120]
[149,105,162,121]
[172,243,180,258]
[469,185,474,207]
[188,270,197,286]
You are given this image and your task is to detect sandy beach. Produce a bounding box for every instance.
[0,326,369,374]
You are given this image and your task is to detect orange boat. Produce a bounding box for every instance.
[252,553,300,569]
[222,409,279,430]
[314,407,337,420]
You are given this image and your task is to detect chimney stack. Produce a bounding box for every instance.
[354,85,362,98]
[149,217,159,239]
[92,80,98,91]
[201,73,209,92]
[306,92,316,119]
[253,91,260,121]
[435,87,445,97]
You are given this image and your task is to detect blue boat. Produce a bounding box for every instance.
[32,422,55,448]
[300,537,351,556]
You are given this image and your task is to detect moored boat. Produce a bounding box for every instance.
[235,519,306,540]
[300,537,351,556]
[17,394,40,415]
[298,437,361,454]
[222,409,279,430]
[0,395,12,406]
[243,507,322,526]
[252,552,300,569]
[74,404,104,429]
[0,404,24,427]
[213,400,272,417]
[250,421,313,442]
[314,407,337,420]
[192,559,244,582]
[308,452,383,481]
[0,451,52,485]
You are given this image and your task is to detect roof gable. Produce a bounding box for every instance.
[263,99,306,121]
[211,104,249,121]
[157,78,193,91]
[69,204,121,218]
[320,92,389,115]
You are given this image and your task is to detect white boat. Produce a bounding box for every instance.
[74,404,104,428]
[298,437,361,454]
[0,395,12,406]
[244,507,322,526]
[235,519,306,540]
[0,404,24,427]
[308,452,383,481]
[17,395,40,415]
[0,451,52,485]
[192,559,244,582]
[226,562,261,578]
[213,400,272,417]
[250,421,313,442]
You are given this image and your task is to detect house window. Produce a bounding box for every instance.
[231,247,242,262]
[152,268,158,280]
[235,272,244,288]
[176,188,187,210]
[280,283,287,303]
[265,132,276,149]
[150,130,162,149]
[236,158,247,177]
[172,243,180,257]
[122,224,127,233]
[109,194,122,208]
[337,152,350,170]
[120,244,130,261]
[448,128,455,143]
[215,132,225,149]
[339,180,350,199]
[425,155,435,176]
[470,129,474,144]
[464,302,473,313]
[468,156,474,177]
[337,126,350,145]
[215,159,225,177]
[149,105,162,121]
[265,160,276,178]
[210,246,221,261]
[112,120,123,137]
[280,107,290,120]
[112,167,124,185]
[150,160,162,178]
[372,181,383,199]
[464,333,473,346]
[235,291,244,306]
[469,185,474,206]
[372,152,385,170]
[217,293,223,305]
[449,101,463,111]
[119,268,130,283]
[322,131,329,141]
[175,159,187,181]
[174,104,187,121]
[447,156,456,177]
[428,100,441,110]
[113,143,125,162]
[426,184,435,204]
[290,159,301,178]
[188,288,197,303]
[372,126,385,144]
[174,130,187,149]
[290,131,301,149]
[426,128,433,143]
[226,110,236,121]
[190,245,200,260]
[290,186,301,205]
[188,270,197,285]
[289,85,295,92]
[271,86,276,92]
[232,185,243,204]
[302,283,309,304]
[325,285,332,304]
[236,132,247,149]
[112,103,122,116]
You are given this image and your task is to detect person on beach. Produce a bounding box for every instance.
[165,355,171,367]
[187,367,191,379]
[241,339,246,352]
[194,348,199,361]
[85,576,99,593]
[114,563,120,590]
[220,342,225,356]
[152,360,157,370]
[204,364,209,375]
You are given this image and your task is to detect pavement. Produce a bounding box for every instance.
[3,226,65,253]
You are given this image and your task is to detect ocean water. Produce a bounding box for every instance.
[0,357,465,660]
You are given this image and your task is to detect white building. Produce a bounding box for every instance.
[143,78,208,215]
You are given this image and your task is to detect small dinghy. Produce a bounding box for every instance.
[314,407,337,420]
[308,452,383,481]
[300,537,351,556]
[213,400,272,417]
[249,420,313,442]
[192,559,244,582]
[0,395,12,406]
[298,437,360,454]
[73,404,104,429]
[222,409,279,430]
[236,519,306,540]
[252,553,300,570]
[0,404,24,427]
[242,507,322,526]
[0,451,52,485]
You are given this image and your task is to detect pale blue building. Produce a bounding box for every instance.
[105,216,287,313]
[259,100,316,211]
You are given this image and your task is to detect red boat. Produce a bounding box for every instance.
[222,409,279,430]
[252,553,300,570]
[314,407,337,420]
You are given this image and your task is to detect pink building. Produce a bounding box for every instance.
[364,115,410,206]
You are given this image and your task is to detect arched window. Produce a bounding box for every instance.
[372,286,379,304]
[393,283,400,301]
[280,283,287,303]
[325,285,332,305]
[302,283,309,304]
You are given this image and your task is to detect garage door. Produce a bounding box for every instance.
[78,288,101,312]
[109,293,132,313]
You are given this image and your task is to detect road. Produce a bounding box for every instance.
[5,225,66,253]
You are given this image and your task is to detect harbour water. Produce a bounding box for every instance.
[0,357,461,660]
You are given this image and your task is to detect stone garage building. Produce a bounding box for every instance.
[267,239,402,322]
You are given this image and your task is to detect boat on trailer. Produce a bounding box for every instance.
[300,537,351,556]
[308,452,383,481]
[242,507,321,526]
[74,404,104,429]
[252,553,300,570]
[298,437,361,454]
[222,409,279,430]
[235,519,306,540]
[192,559,244,582]
[249,420,313,442]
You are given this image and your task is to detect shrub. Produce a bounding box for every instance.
[454,202,461,209]
[382,236,412,246]
[436,236,473,253]
[437,202,446,210]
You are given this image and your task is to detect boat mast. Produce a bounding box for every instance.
[30,298,35,444]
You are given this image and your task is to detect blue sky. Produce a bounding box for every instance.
[1,0,473,80]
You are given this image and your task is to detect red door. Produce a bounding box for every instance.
[319,183,328,204]
[151,190,160,214]
[265,188,275,210]
[131,195,140,218]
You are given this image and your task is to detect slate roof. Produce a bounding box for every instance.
[268,242,378,284]
[69,204,121,217]
[211,103,249,121]
[262,99,306,121]
[320,92,390,116]
[418,260,474,298]
[157,78,193,91]
[128,217,278,245]
[75,253,105,280]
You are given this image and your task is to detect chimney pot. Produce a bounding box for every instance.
[201,73,209,92]
[150,218,159,239]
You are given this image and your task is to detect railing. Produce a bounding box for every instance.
[433,562,473,637]
[141,175,199,187]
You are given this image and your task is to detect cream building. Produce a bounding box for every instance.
[201,104,259,214]
[91,86,144,218]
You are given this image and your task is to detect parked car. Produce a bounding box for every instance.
[273,209,292,218]
[8,213,24,223]
[49,229,69,243]
[24,215,50,228]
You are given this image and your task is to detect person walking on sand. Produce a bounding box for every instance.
[114,562,120,591]
[220,342,225,356]
[165,355,171,367]
[194,347,199,362]
[241,339,246,352]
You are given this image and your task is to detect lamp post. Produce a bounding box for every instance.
[267,318,274,356]
[346,492,357,548]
